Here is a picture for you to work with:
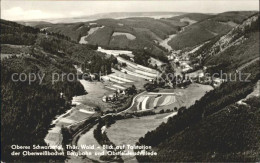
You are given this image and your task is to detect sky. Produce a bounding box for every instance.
[1,0,259,21]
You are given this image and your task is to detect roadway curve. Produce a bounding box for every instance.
[71,91,146,146]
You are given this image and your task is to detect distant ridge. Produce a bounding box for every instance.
[18,12,185,24]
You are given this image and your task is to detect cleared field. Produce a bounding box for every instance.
[180,17,197,24]
[78,80,116,110]
[67,111,91,121]
[156,83,213,109]
[106,113,170,161]
[108,74,134,82]
[105,86,117,91]
[136,64,158,73]
[117,57,138,68]
[147,92,178,95]
[59,118,76,124]
[125,64,158,77]
[79,26,104,44]
[44,126,63,148]
[146,96,155,109]
[112,84,126,90]
[121,68,153,80]
[97,47,134,57]
[159,96,176,106]
[104,68,147,90]
[102,76,125,84]
[137,96,146,102]
[112,32,136,40]
[153,96,161,107]
[141,96,149,110]
[112,68,144,82]
[78,109,95,114]
[135,69,158,77]
[117,57,158,74]
[52,107,95,129]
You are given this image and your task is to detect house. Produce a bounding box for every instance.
[213,78,224,87]
[101,126,107,134]
[102,96,108,102]
[173,58,179,63]
[168,55,174,60]
[182,65,193,73]
[89,74,96,80]
[130,58,135,62]
[108,94,116,100]
[60,92,64,99]
[120,90,126,95]
[198,72,205,78]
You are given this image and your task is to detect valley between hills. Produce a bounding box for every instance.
[1,11,260,162]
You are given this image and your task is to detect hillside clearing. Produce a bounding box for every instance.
[79,26,104,44]
[112,32,136,40]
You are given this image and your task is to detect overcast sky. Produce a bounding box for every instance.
[1,0,259,21]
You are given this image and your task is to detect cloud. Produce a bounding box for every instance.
[2,7,64,21]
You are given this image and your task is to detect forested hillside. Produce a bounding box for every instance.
[33,17,187,61]
[168,11,257,50]
[191,13,259,74]
[0,19,115,162]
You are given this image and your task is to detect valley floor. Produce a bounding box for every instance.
[106,113,170,162]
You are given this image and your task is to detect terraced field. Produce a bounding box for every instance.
[128,83,213,113]
[100,48,160,90]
